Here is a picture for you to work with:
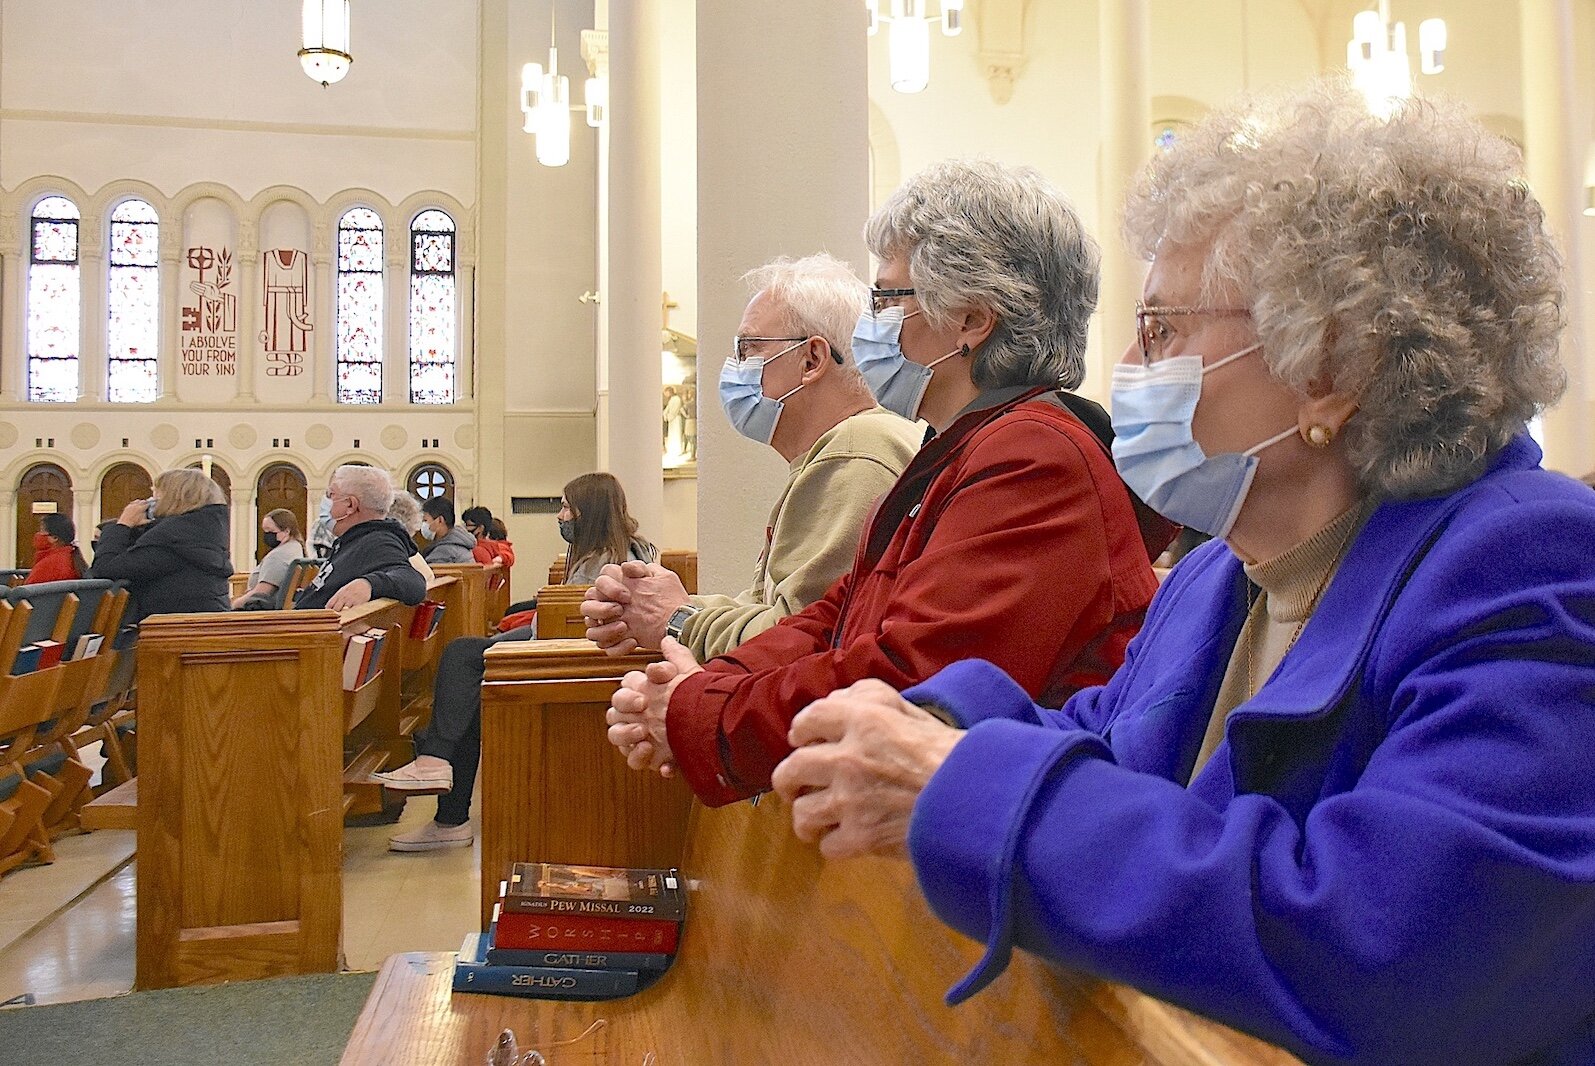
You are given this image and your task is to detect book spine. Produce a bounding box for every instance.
[498,894,685,921]
[484,947,671,971]
[452,964,640,999]
[493,911,679,953]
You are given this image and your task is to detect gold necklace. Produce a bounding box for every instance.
[1244,515,1362,697]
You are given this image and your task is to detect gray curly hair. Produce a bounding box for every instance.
[386,489,424,534]
[742,254,869,388]
[1124,78,1566,498]
[865,158,1100,390]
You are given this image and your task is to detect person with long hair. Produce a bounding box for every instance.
[231,507,307,608]
[25,513,88,584]
[376,472,656,851]
[91,467,232,622]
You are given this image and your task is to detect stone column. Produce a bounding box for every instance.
[231,486,256,571]
[385,236,410,405]
[73,488,97,558]
[1094,0,1152,391]
[235,220,259,402]
[79,227,106,403]
[0,210,22,401]
[0,489,14,568]
[310,224,333,404]
[472,0,510,523]
[1520,0,1592,476]
[158,232,182,402]
[695,0,869,592]
[605,0,665,536]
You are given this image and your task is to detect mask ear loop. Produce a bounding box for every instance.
[1242,423,1300,458]
[1200,341,1264,376]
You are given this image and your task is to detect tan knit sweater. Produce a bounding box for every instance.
[1188,501,1372,782]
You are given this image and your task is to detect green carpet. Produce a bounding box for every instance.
[0,971,378,1066]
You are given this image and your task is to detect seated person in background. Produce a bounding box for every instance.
[231,507,307,608]
[385,490,435,584]
[769,82,1595,1064]
[309,493,335,558]
[582,253,921,661]
[462,506,515,575]
[91,468,233,623]
[607,159,1172,805]
[294,465,426,612]
[418,496,477,564]
[25,513,88,584]
[378,472,657,850]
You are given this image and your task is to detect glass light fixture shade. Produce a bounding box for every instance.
[888,15,930,93]
[299,0,351,85]
[941,0,963,36]
[584,76,608,127]
[866,0,879,36]
[1352,9,1383,48]
[537,97,572,167]
[1418,18,1446,74]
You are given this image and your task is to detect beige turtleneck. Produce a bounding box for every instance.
[1188,501,1373,783]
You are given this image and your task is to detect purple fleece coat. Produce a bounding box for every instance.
[904,435,1595,1065]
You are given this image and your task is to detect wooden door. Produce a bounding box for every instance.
[99,462,154,525]
[186,460,232,499]
[15,463,73,568]
[255,463,308,563]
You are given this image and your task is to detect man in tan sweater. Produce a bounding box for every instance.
[583,254,921,659]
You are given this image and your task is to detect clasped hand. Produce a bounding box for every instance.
[770,678,963,860]
[605,637,702,777]
[581,561,691,656]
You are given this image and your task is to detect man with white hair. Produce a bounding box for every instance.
[580,253,922,661]
[296,464,427,611]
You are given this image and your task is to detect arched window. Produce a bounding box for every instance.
[99,462,154,523]
[27,196,82,402]
[107,199,160,402]
[407,463,454,502]
[335,206,384,404]
[408,209,456,405]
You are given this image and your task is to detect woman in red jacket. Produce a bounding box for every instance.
[607,159,1173,806]
[25,514,88,584]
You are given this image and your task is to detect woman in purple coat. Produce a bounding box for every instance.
[771,80,1595,1065]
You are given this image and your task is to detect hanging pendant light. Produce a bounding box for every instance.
[1345,2,1446,116]
[299,0,352,86]
[521,15,606,168]
[868,0,963,95]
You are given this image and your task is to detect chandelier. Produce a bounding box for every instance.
[866,0,963,95]
[1346,2,1446,115]
[521,17,607,169]
[299,0,352,87]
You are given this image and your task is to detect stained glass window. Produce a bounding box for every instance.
[336,206,384,404]
[107,199,160,402]
[27,195,81,402]
[408,209,456,405]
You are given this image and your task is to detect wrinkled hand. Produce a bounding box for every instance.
[605,637,703,776]
[326,578,374,612]
[118,499,151,528]
[770,678,963,860]
[581,561,691,656]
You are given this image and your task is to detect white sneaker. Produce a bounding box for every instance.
[388,820,474,852]
[373,758,453,793]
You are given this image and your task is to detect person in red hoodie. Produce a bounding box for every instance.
[25,514,88,584]
[606,159,1174,807]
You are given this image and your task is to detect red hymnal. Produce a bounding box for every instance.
[492,907,680,954]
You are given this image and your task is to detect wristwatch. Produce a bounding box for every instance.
[664,604,700,642]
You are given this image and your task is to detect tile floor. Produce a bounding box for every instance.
[0,793,482,1006]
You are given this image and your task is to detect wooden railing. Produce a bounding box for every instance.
[460,638,1302,1065]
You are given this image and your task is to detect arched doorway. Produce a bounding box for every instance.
[407,462,454,503]
[255,462,308,562]
[16,463,73,568]
[100,462,154,524]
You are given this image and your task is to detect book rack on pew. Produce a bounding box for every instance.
[340,637,1303,1065]
[76,569,475,989]
[0,584,129,876]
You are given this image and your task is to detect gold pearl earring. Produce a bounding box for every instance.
[1306,424,1334,447]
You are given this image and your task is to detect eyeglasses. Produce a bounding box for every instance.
[870,287,916,316]
[1135,303,1252,366]
[731,335,808,365]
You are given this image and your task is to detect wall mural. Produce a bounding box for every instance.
[261,247,312,376]
[180,245,239,380]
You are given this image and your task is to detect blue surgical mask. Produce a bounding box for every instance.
[852,307,961,421]
[718,340,806,445]
[1109,345,1297,539]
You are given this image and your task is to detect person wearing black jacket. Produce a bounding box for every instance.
[90,467,233,623]
[295,465,427,611]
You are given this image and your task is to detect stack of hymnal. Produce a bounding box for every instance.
[11,639,65,675]
[341,627,387,690]
[453,862,685,1000]
[407,600,446,640]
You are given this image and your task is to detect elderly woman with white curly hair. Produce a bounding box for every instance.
[771,81,1595,1064]
[606,158,1173,807]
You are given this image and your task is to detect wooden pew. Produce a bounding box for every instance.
[428,562,491,637]
[530,585,590,640]
[77,574,465,988]
[346,639,1298,1064]
[546,549,698,594]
